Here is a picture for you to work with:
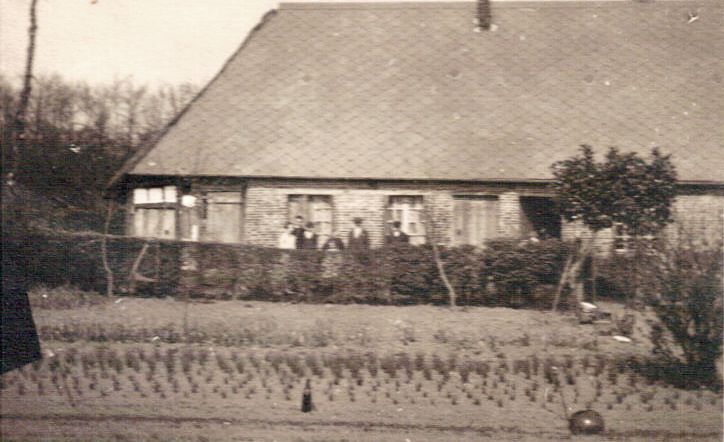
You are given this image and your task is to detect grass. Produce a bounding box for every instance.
[1,287,722,441]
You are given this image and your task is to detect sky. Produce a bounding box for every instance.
[0,0,474,88]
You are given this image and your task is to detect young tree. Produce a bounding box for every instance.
[551,145,677,306]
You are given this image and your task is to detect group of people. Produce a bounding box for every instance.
[277,216,411,251]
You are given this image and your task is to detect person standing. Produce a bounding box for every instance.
[278,222,297,250]
[322,231,345,252]
[347,217,370,251]
[301,378,314,412]
[291,215,306,249]
[321,230,345,277]
[300,222,319,250]
[385,221,410,245]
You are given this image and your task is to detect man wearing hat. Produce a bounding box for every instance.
[347,217,370,251]
[385,221,410,245]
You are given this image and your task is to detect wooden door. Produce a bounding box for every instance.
[204,192,242,243]
[453,196,499,247]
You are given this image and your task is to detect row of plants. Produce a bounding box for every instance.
[3,345,720,410]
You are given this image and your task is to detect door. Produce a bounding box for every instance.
[453,196,499,247]
[204,192,243,243]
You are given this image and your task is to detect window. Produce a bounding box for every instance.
[132,186,177,239]
[452,195,498,247]
[386,196,426,245]
[288,195,333,244]
[202,191,243,243]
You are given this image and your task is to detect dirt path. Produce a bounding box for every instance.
[2,413,721,441]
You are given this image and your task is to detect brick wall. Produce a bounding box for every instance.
[127,177,722,250]
[668,194,724,245]
[560,192,724,254]
[242,179,538,248]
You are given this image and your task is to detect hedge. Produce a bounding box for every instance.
[21,233,573,308]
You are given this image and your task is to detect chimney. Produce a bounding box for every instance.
[477,0,492,30]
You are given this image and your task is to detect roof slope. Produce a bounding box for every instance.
[128,1,724,184]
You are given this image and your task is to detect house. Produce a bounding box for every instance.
[111,1,724,251]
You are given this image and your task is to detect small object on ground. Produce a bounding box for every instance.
[612,335,632,343]
[301,379,313,412]
[569,409,605,435]
[578,302,597,324]
[579,302,612,324]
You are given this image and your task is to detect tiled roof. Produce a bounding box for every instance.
[125,1,724,184]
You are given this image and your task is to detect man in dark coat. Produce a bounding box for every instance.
[291,215,306,249]
[347,217,370,251]
[386,221,410,245]
[300,222,319,249]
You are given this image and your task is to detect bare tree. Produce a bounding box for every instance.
[423,207,457,307]
[6,0,39,184]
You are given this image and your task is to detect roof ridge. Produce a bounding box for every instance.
[280,0,716,11]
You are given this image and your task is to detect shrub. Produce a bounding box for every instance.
[24,233,181,296]
[383,245,439,304]
[439,246,487,305]
[23,232,570,309]
[647,241,723,387]
[485,238,571,307]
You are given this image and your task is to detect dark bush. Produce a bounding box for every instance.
[594,255,633,301]
[485,238,571,308]
[23,233,181,296]
[439,245,487,306]
[22,232,572,309]
[647,241,723,387]
[596,246,659,303]
[383,244,439,304]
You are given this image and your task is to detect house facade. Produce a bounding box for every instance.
[113,1,724,250]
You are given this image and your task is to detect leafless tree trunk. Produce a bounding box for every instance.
[423,208,457,307]
[7,0,38,183]
[128,242,150,295]
[552,233,595,312]
[100,201,115,296]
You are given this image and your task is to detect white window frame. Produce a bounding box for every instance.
[288,195,334,244]
[386,195,426,245]
[131,186,177,239]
